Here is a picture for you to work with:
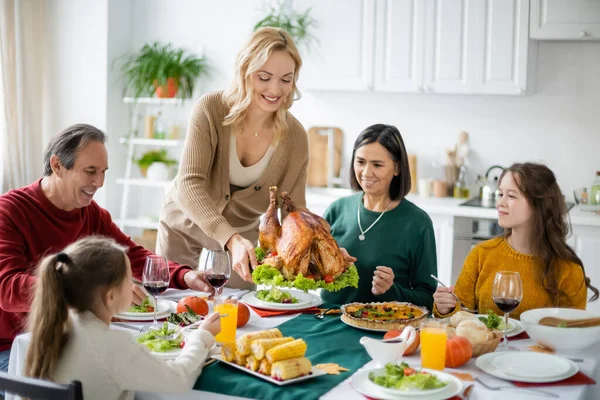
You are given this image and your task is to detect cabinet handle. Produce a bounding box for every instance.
[580,31,587,37]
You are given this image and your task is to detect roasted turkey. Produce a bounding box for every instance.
[258,186,347,281]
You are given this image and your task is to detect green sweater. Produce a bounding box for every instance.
[321,193,437,311]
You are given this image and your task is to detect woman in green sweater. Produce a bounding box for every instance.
[321,124,437,310]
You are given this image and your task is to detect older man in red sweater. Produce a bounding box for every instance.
[0,124,213,371]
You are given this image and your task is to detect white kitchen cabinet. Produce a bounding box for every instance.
[292,0,375,91]
[297,0,529,95]
[530,0,600,40]
[429,213,454,286]
[568,224,600,314]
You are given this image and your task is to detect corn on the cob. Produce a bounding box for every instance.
[246,354,260,372]
[251,337,294,360]
[259,359,272,376]
[221,342,237,363]
[236,328,282,355]
[271,357,312,381]
[234,352,248,367]
[266,338,307,363]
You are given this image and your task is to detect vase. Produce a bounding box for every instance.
[146,162,170,181]
[154,78,178,98]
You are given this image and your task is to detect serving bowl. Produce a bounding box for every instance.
[520,308,600,351]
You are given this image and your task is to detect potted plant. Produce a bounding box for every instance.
[121,42,208,99]
[134,150,177,179]
[254,1,317,50]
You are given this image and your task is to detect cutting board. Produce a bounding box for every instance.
[307,127,343,187]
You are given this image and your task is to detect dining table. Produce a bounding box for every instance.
[7,287,600,400]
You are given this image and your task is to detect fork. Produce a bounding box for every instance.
[430,274,478,313]
[475,377,559,398]
[314,308,336,320]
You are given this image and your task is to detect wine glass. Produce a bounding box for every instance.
[201,250,231,298]
[142,255,170,330]
[492,271,523,351]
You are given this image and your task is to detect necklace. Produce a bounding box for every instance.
[357,197,392,241]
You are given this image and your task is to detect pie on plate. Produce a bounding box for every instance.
[341,301,429,331]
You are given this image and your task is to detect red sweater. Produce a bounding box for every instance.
[0,180,192,350]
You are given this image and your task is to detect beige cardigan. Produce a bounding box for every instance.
[170,91,308,249]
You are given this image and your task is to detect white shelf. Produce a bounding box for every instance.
[116,219,159,230]
[119,137,183,147]
[116,178,172,188]
[123,97,189,105]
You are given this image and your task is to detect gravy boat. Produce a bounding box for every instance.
[359,326,417,366]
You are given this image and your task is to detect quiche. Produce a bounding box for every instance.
[341,301,429,331]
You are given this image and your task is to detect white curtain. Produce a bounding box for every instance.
[0,0,49,193]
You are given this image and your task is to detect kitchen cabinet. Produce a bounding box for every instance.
[568,224,600,314]
[530,0,600,40]
[296,0,529,95]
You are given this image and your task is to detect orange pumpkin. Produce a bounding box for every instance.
[445,336,472,368]
[177,296,209,316]
[237,303,251,328]
[382,328,421,356]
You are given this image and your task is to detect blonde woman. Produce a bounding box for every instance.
[157,28,308,288]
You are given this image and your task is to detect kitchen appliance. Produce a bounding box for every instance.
[477,165,505,202]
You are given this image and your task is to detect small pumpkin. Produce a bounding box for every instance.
[445,336,472,368]
[177,296,209,316]
[237,303,251,328]
[382,328,421,356]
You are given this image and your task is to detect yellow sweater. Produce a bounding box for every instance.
[433,237,587,319]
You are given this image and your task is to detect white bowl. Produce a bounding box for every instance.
[520,308,600,351]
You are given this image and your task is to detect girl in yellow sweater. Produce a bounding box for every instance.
[434,163,598,319]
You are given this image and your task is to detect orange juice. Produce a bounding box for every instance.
[420,320,448,370]
[215,299,238,343]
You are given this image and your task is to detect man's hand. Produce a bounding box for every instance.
[131,284,146,305]
[226,234,257,283]
[183,270,216,296]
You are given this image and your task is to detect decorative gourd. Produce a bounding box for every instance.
[237,303,251,327]
[445,336,472,368]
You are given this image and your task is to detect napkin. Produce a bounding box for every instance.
[247,304,321,317]
[508,331,530,341]
[513,371,596,388]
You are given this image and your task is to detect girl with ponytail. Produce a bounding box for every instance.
[24,236,220,400]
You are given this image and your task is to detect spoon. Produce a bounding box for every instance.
[538,316,600,328]
[430,274,478,314]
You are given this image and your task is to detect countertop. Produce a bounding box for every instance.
[305,187,600,227]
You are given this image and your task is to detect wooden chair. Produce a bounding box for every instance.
[0,371,83,400]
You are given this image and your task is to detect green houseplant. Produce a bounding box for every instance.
[134,150,177,177]
[122,42,208,99]
[254,2,317,50]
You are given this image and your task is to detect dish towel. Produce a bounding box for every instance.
[513,371,596,388]
[247,304,321,317]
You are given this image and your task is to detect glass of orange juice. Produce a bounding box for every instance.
[214,297,238,343]
[420,319,448,370]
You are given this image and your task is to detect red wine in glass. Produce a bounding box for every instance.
[143,281,169,296]
[206,273,229,289]
[142,255,170,329]
[493,297,521,313]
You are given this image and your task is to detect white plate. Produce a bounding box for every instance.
[475,314,524,338]
[492,352,571,379]
[253,290,312,308]
[476,351,579,383]
[351,368,462,400]
[211,354,327,385]
[340,314,390,333]
[241,291,322,311]
[116,299,175,320]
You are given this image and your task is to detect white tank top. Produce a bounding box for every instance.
[229,135,276,188]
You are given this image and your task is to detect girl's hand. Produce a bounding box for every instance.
[433,286,457,314]
[372,266,394,295]
[226,234,257,283]
[199,312,221,337]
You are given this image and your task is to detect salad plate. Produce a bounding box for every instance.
[476,351,578,383]
[254,288,313,308]
[351,368,462,400]
[241,291,322,311]
[211,354,327,386]
[116,299,175,320]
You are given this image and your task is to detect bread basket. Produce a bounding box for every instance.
[471,330,503,357]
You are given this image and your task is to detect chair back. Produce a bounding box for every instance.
[0,371,83,400]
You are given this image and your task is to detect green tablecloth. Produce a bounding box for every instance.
[194,312,382,400]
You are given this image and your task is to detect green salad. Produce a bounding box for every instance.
[128,297,154,313]
[256,287,299,304]
[252,263,359,292]
[479,309,514,330]
[136,322,182,352]
[369,363,449,391]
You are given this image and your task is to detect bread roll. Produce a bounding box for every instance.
[455,319,491,345]
[446,326,456,339]
[448,311,478,328]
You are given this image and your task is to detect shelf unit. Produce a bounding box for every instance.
[117,97,187,232]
